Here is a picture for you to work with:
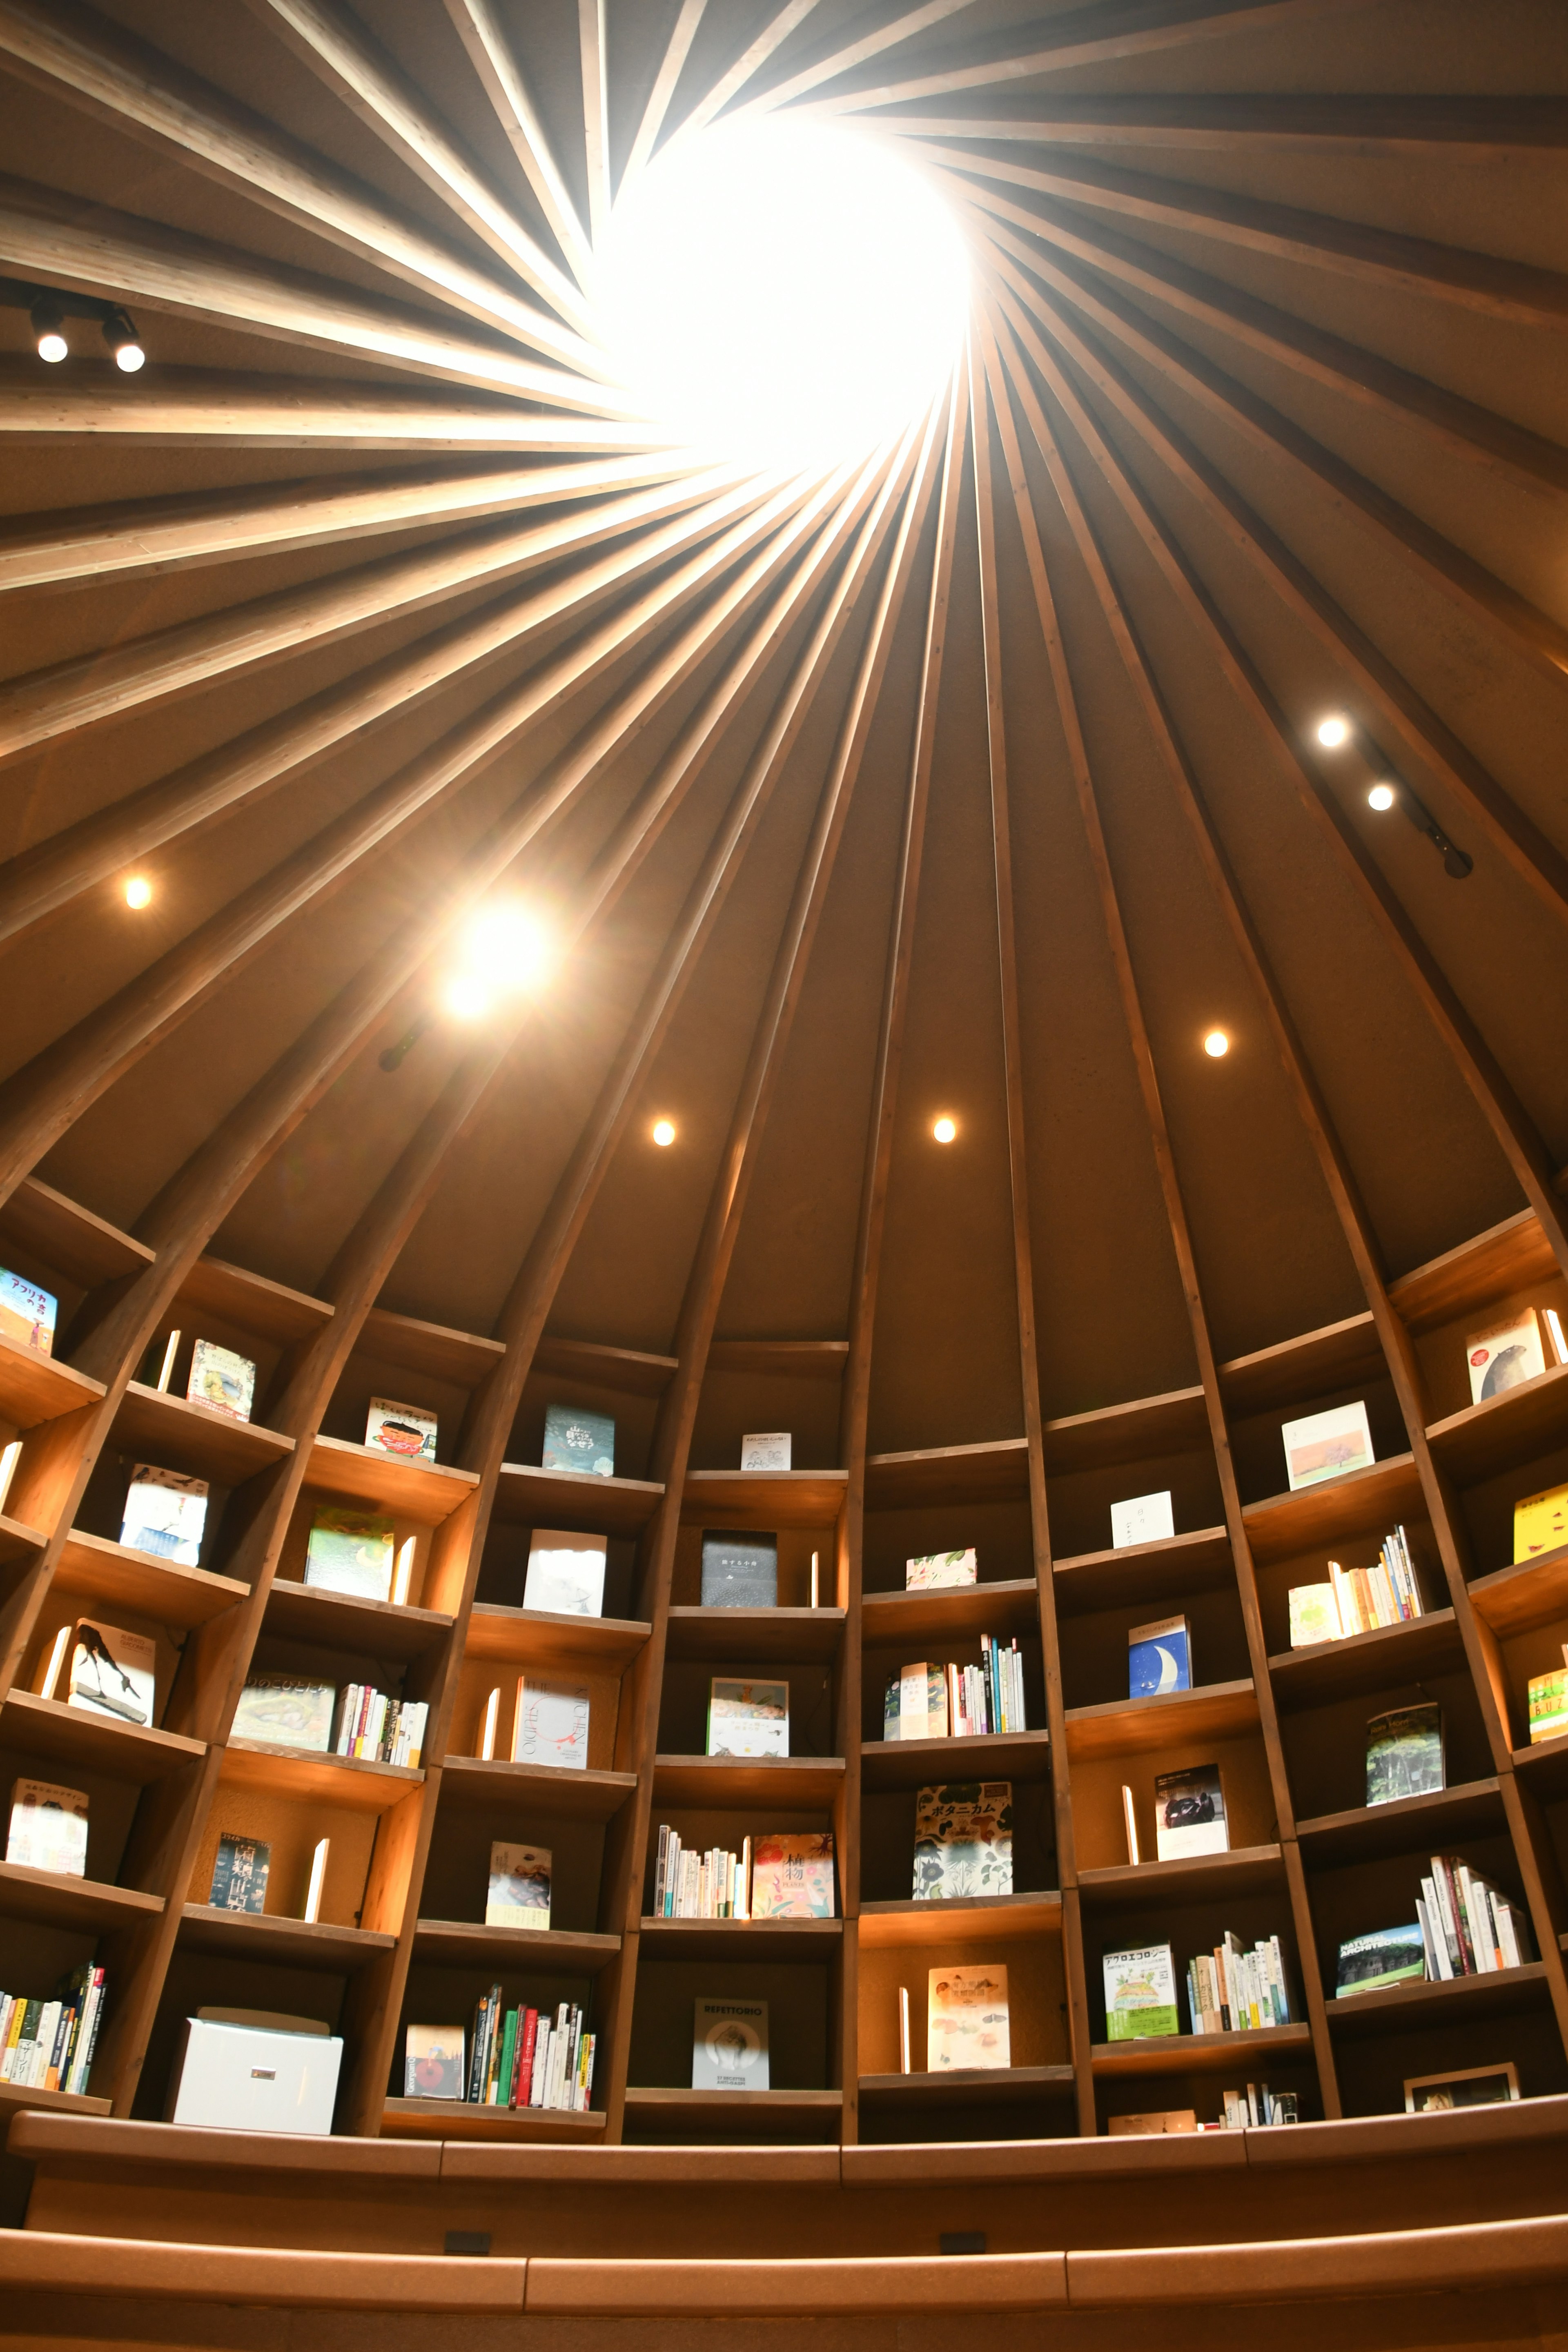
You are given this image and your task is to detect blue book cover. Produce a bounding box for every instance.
[542,1403,615,1477]
[1128,1614,1191,1698]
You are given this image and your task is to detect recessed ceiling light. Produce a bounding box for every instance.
[1203,1031,1229,1058]
[123,875,152,909]
[1368,782,1396,811]
[933,1114,957,1143]
[652,1119,675,1147]
[445,974,490,1020]
[1316,715,1351,748]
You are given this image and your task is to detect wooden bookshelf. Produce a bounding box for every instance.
[303,1434,479,1521]
[1267,1609,1463,1706]
[664,1605,843,1661]
[860,1729,1050,1791]
[264,1577,452,1661]
[178,1905,396,1970]
[440,1757,638,1822]
[3,1691,204,1782]
[638,1916,842,1962]
[0,1333,105,1430]
[1425,1363,1568,1482]
[864,1438,1029,1508]
[650,1753,845,1806]
[1077,1845,1286,1909]
[54,1529,248,1628]
[492,1462,664,1535]
[110,1382,294,1485]
[465,1602,650,1672]
[1468,1544,1568,1638]
[858,1892,1062,1947]
[861,1578,1038,1645]
[1064,1679,1258,1761]
[859,2064,1074,2109]
[1051,1527,1233,1615]
[1091,2025,1313,2077]
[412,1921,621,1971]
[382,2098,607,2141]
[682,1467,848,1522]
[1324,1964,1551,2035]
[1294,1781,1505,1866]
[0,1862,162,1934]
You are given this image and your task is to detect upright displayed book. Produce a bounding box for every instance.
[740,1431,791,1469]
[1104,1944,1179,2040]
[891,1659,947,1741]
[209,1835,270,1913]
[906,1550,977,1589]
[693,1997,768,2090]
[0,1267,56,1355]
[1153,1764,1227,1860]
[1464,1310,1546,1402]
[1366,1703,1444,1804]
[1335,1922,1425,1994]
[186,1339,255,1421]
[912,1782,1012,1900]
[1281,1399,1373,1491]
[1128,1614,1190,1697]
[706,1678,788,1758]
[304,1508,394,1601]
[700,1529,777,1606]
[65,1620,154,1728]
[6,1780,88,1877]
[750,1831,835,1918]
[542,1404,614,1477]
[231,1675,335,1753]
[523,1529,607,1617]
[1514,1482,1568,1561]
[486,1842,550,1929]
[513,1677,590,1768]
[928,1963,1009,2071]
[1528,1654,1568,1743]
[404,2024,464,2099]
[1110,1491,1174,1550]
[119,1466,207,1564]
[365,1397,437,1463]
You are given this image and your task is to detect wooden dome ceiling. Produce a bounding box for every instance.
[0,0,1566,1448]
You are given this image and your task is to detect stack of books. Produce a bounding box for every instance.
[1418,1854,1535,1977]
[1288,1525,1423,1645]
[466,1988,595,2111]
[883,1638,1026,1740]
[655,1826,751,1919]
[0,1964,105,2093]
[334,1686,427,1766]
[1188,1934,1292,2034]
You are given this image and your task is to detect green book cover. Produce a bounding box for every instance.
[1103,1943,1179,2040]
[1366,1702,1444,1805]
[303,1508,394,1601]
[494,2006,518,2105]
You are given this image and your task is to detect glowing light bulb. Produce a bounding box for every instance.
[1316,715,1351,748]
[652,1119,676,1147]
[30,298,67,363]
[1203,1031,1229,1058]
[933,1115,958,1143]
[1368,782,1396,811]
[36,328,67,363]
[445,973,490,1019]
[123,875,152,909]
[102,308,145,372]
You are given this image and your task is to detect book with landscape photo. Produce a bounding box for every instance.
[1154,1763,1228,1860]
[1128,1613,1191,1698]
[6,1779,88,1877]
[906,1549,977,1590]
[1336,1921,1425,1994]
[1288,1582,1341,1648]
[119,1465,208,1565]
[1366,1703,1444,1805]
[365,1397,437,1464]
[512,1677,590,1769]
[186,1338,256,1422]
[523,1529,607,1617]
[1103,1943,1179,2040]
[486,1842,551,1930]
[0,1267,56,1356]
[66,1620,155,1728]
[928,1962,1010,2071]
[692,1996,768,2091]
[699,1529,778,1607]
[912,1782,1012,1900]
[304,1507,395,1601]
[209,1833,270,1913]
[542,1403,614,1477]
[707,1677,789,1758]
[1281,1399,1374,1492]
[749,1830,835,1918]
[231,1674,336,1753]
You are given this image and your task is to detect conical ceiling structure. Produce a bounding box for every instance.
[0,0,1566,2138]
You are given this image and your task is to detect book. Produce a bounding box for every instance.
[699,1529,777,1607]
[119,1464,208,1564]
[231,1675,335,1753]
[749,1831,835,1918]
[693,1996,768,2090]
[1325,1526,1424,1634]
[706,1677,789,1758]
[1281,1399,1373,1490]
[209,1834,270,1913]
[892,1659,947,1742]
[1404,2062,1519,2112]
[304,1508,394,1601]
[512,1676,590,1769]
[66,1619,154,1728]
[1464,1310,1546,1403]
[405,2023,464,2099]
[1188,1933,1292,2032]
[1104,1943,1179,2040]
[334,1687,426,1765]
[523,1529,607,1617]
[0,1267,56,1356]
[928,1962,1009,2071]
[655,1826,751,1918]
[1128,1613,1190,1698]
[912,1782,1012,1900]
[1336,1922,1425,1994]
[1514,1481,1568,1562]
[1110,1491,1174,1550]
[1153,1764,1227,1860]
[906,1549,977,1589]
[365,1396,437,1463]
[303,1837,329,1924]
[186,1338,255,1422]
[542,1403,614,1477]
[6,1780,88,1876]
[1417,1853,1535,1978]
[1121,1785,1140,1866]
[740,1431,791,1469]
[1528,1658,1568,1743]
[1288,1582,1341,1647]
[1366,1702,1445,1805]
[1108,2110,1198,2136]
[486,1842,550,1930]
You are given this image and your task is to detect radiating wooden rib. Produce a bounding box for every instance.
[0,472,829,1201]
[991,290,1568,1278]
[976,312,1343,2118]
[932,141,1568,330]
[987,245,1568,923]
[443,0,592,286]
[669,0,824,142]
[0,463,745,768]
[578,0,610,251]
[0,171,619,410]
[0,451,705,593]
[882,94,1568,155]
[955,180,1568,500]
[248,0,593,336]
[621,0,707,183]
[714,2,976,122]
[0,0,597,359]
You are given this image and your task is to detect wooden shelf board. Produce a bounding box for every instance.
[1326,1962,1549,2035]
[360,1306,503,1389]
[493,1461,663,1536]
[1078,1844,1284,1911]
[621,2086,842,2140]
[1065,1680,1258,1763]
[664,1606,843,1663]
[857,1891,1062,1949]
[682,1468,847,1525]
[638,1916,841,1964]
[1390,1209,1556,1334]
[304,1432,477,1524]
[265,1576,452,1661]
[534,1336,677,1397]
[1042,1386,1208,1476]
[1242,1454,1421,1566]
[1425,1363,1568,1484]
[861,1579,1038,1648]
[1218,1313,1385,1419]
[0,1860,162,1933]
[707,1339,848,1380]
[1295,1779,1503,1866]
[0,1176,152,1289]
[220,1739,421,1812]
[414,1920,621,1972]
[178,1903,395,1971]
[1052,1528,1233,1618]
[860,1730,1051,1793]
[465,1603,650,1672]
[1091,2024,1312,2078]
[439,1755,637,1822]
[55,1528,248,1630]
[2,1691,203,1784]
[1468,1543,1568,1638]
[0,2082,111,2120]
[860,2064,1074,2109]
[1512,1731,1568,1797]
[178,1256,331,1349]
[0,1511,46,1569]
[652,1754,845,1808]
[864,1437,1029,1510]
[0,1332,105,1432]
[382,2097,605,2141]
[113,1382,293,1486]
[1267,1609,1462,1708]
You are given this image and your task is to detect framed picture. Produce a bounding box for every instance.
[1403,2061,1519,2113]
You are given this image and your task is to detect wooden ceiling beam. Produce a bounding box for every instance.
[621,0,707,184]
[670,0,825,144]
[443,0,593,287]
[577,0,611,252]
[0,464,753,767]
[883,94,1568,156]
[715,2,977,124]
[0,0,599,362]
[990,251,1568,916]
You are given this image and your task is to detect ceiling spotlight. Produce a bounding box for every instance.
[29,296,67,363]
[652,1119,676,1147]
[933,1115,957,1143]
[1203,1031,1229,1058]
[102,307,145,372]
[1316,715,1351,749]
[123,875,152,909]
[1368,782,1396,812]
[445,974,490,1020]
[460,904,549,993]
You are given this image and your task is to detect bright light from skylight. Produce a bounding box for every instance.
[599,118,968,469]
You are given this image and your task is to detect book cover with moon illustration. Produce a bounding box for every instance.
[1128,1614,1191,1698]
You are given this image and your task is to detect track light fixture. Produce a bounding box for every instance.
[102,307,145,372]
[1311,713,1472,879]
[1,276,149,370]
[29,296,67,363]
